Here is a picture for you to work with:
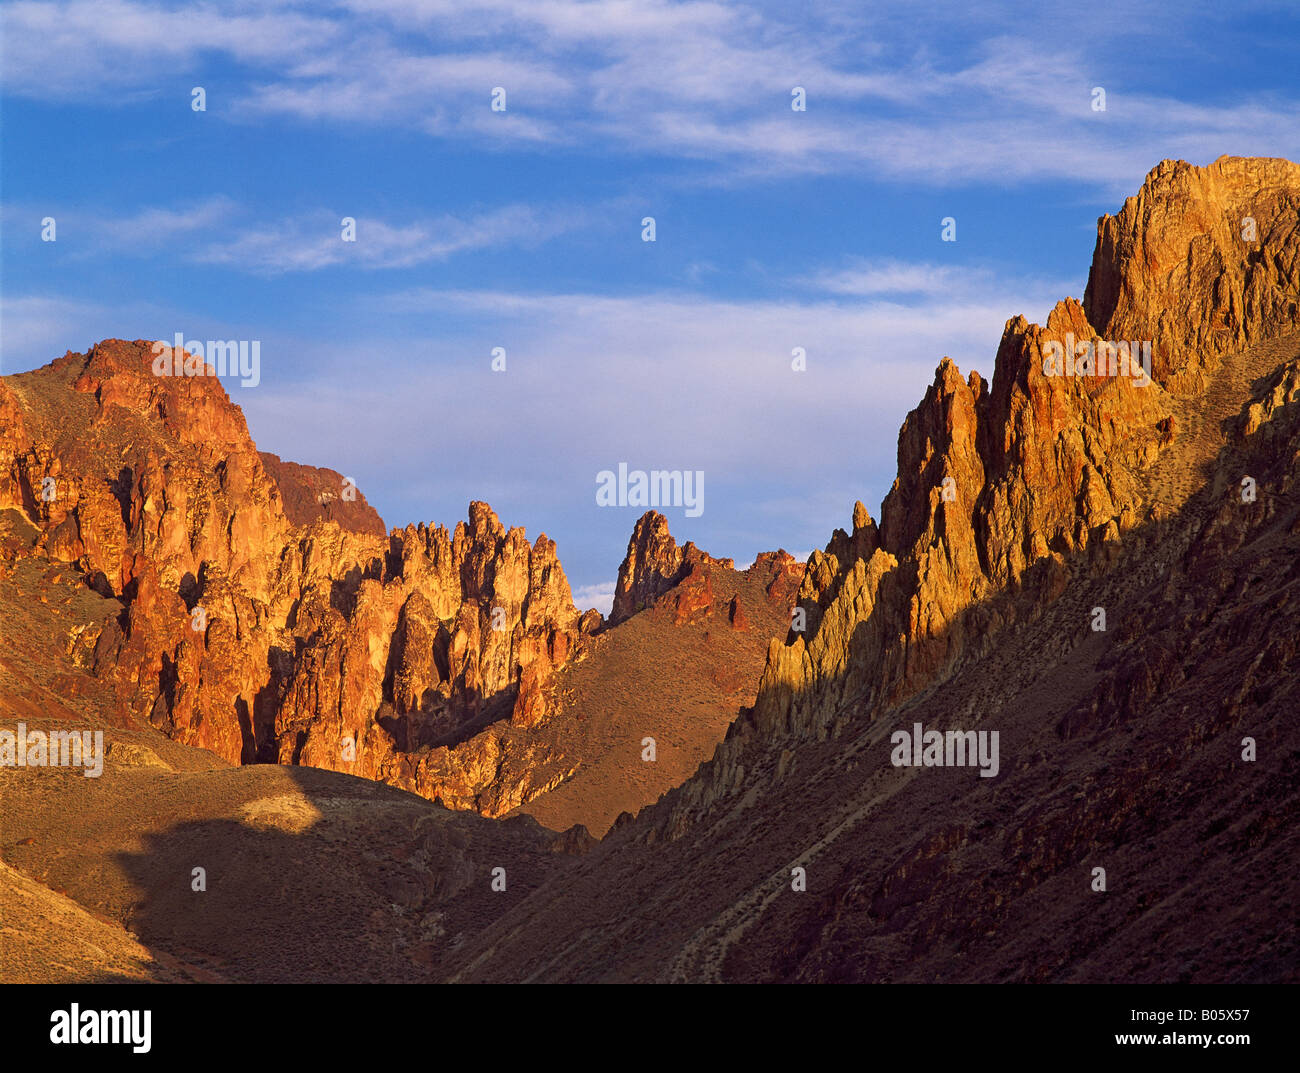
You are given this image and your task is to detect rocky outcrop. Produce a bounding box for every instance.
[609,511,735,623]
[753,549,805,607]
[660,155,1300,831]
[431,160,1300,985]
[1085,155,1300,393]
[609,511,806,631]
[271,503,590,809]
[259,452,386,536]
[6,340,805,827]
[0,340,591,816]
[2,340,293,602]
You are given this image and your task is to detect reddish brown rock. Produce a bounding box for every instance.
[674,155,1300,816]
[668,565,715,625]
[610,511,734,623]
[0,341,590,817]
[751,549,807,609]
[259,452,386,537]
[1085,155,1300,393]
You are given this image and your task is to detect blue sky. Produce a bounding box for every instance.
[3,0,1299,612]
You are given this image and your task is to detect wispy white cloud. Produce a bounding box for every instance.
[802,259,971,298]
[91,197,240,248]
[3,197,577,274]
[196,204,577,273]
[5,1,1296,188]
[0,0,342,98]
[236,260,1065,509]
[800,257,1079,302]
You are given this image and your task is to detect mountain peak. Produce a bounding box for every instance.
[744,153,1300,760]
[610,510,735,624]
[1085,155,1300,391]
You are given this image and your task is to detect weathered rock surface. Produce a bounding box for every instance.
[750,155,1298,753]
[610,510,735,623]
[259,451,386,536]
[0,342,588,815]
[1085,155,1300,392]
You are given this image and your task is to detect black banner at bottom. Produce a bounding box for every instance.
[0,982,1289,1062]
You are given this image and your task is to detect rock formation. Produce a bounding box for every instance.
[609,511,736,623]
[4,156,1296,985]
[0,349,804,825]
[0,342,589,813]
[428,156,1300,983]
[748,154,1299,753]
[259,452,386,536]
[1085,156,1300,392]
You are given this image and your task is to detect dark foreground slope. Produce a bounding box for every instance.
[449,338,1300,982]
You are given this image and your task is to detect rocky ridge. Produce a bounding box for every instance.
[428,155,1300,982]
[748,154,1300,759]
[258,452,386,537]
[0,347,799,825]
[0,345,590,814]
[3,155,1295,983]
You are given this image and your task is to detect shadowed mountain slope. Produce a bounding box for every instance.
[436,156,1300,982]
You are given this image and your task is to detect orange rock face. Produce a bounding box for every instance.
[1,335,808,826]
[609,511,735,624]
[738,155,1300,757]
[0,339,587,813]
[1085,156,1300,392]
